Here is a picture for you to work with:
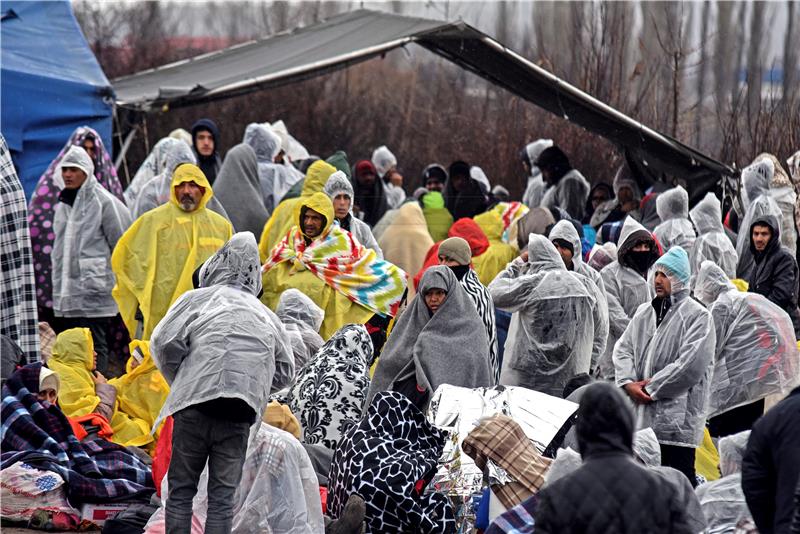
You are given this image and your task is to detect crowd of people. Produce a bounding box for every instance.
[1,118,800,534]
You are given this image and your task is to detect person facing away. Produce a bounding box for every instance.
[747,213,800,337]
[51,146,132,374]
[191,118,222,185]
[520,138,553,209]
[596,216,660,380]
[535,145,591,221]
[112,163,233,341]
[371,145,406,209]
[613,246,716,487]
[489,234,608,397]
[444,160,488,220]
[534,382,695,534]
[323,170,383,258]
[653,185,697,258]
[150,232,291,534]
[688,192,738,287]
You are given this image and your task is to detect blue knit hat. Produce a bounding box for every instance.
[653,246,690,286]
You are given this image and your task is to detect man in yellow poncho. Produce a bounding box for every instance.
[473,209,518,285]
[112,164,232,340]
[258,160,337,261]
[262,192,407,339]
[48,328,158,447]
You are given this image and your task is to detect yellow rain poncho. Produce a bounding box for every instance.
[262,192,407,339]
[49,328,100,418]
[473,210,518,285]
[108,340,170,450]
[112,164,232,340]
[258,160,337,261]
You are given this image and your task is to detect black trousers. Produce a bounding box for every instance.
[660,444,697,488]
[707,399,765,438]
[52,316,113,374]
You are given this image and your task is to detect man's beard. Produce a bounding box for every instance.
[179,195,199,211]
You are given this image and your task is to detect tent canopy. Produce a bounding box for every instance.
[1,0,114,199]
[113,9,737,200]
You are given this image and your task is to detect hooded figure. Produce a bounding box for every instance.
[613,246,715,482]
[29,126,125,314]
[688,193,738,285]
[521,139,553,208]
[534,383,695,534]
[589,165,643,229]
[323,170,383,258]
[377,201,435,291]
[1,134,40,363]
[133,141,230,222]
[351,159,388,227]
[695,430,754,532]
[472,210,519,285]
[371,145,406,209]
[747,213,800,336]
[694,261,798,433]
[286,324,373,450]
[191,118,222,185]
[112,164,233,340]
[757,152,797,253]
[444,160,488,220]
[275,289,324,371]
[420,190,454,242]
[489,234,608,397]
[736,159,783,279]
[597,217,659,380]
[536,146,591,220]
[262,192,406,339]
[125,137,188,206]
[367,266,492,410]
[213,143,268,236]
[150,232,293,534]
[243,123,304,214]
[258,159,337,261]
[653,185,696,256]
[583,182,613,225]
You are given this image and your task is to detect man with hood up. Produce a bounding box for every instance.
[736,159,783,279]
[520,139,553,208]
[51,146,131,373]
[535,146,591,220]
[489,234,608,397]
[653,185,696,257]
[191,118,222,185]
[351,159,388,227]
[597,217,660,380]
[613,246,716,486]
[747,213,800,336]
[688,192,738,286]
[371,145,406,209]
[534,382,695,534]
[150,232,292,534]
[112,164,233,341]
[261,192,407,339]
[323,171,383,258]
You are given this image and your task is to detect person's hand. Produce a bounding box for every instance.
[388,170,403,187]
[92,371,107,385]
[623,380,652,404]
[519,250,529,262]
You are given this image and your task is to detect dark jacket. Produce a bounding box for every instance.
[742,386,800,534]
[534,383,693,534]
[747,214,800,336]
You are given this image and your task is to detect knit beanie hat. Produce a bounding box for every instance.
[438,237,472,266]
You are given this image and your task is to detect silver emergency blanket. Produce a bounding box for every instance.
[426,384,578,497]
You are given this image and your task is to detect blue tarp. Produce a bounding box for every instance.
[1,0,114,199]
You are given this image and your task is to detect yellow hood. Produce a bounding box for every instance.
[474,210,504,242]
[169,163,214,209]
[293,191,335,239]
[50,328,94,371]
[301,160,337,197]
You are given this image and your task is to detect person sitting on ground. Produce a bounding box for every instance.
[489,234,607,397]
[694,260,799,438]
[275,289,324,372]
[323,171,383,257]
[262,192,407,339]
[653,185,696,257]
[534,382,695,534]
[50,146,131,374]
[367,266,492,410]
[614,246,715,486]
[112,164,233,341]
[150,232,292,534]
[536,146,591,221]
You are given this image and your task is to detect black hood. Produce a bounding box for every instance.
[576,382,634,459]
[749,213,781,258]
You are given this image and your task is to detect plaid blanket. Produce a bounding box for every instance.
[1,363,154,504]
